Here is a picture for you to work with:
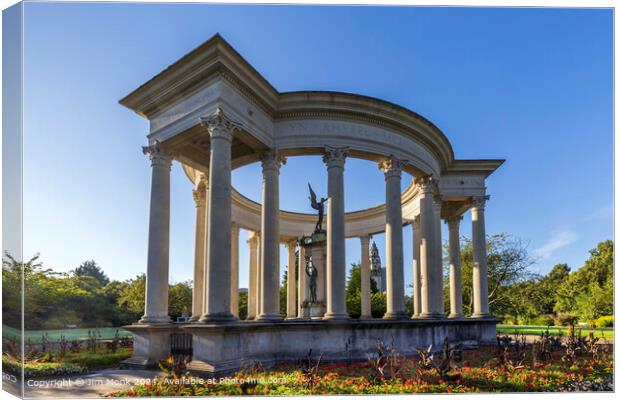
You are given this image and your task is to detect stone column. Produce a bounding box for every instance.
[199,108,241,322]
[380,157,407,319]
[190,173,207,321]
[433,195,445,315]
[230,223,240,318]
[416,176,442,318]
[286,240,297,319]
[412,216,421,318]
[246,232,259,320]
[447,216,464,318]
[323,146,349,320]
[140,142,173,324]
[257,150,286,321]
[297,245,307,318]
[255,232,262,318]
[472,196,491,318]
[360,235,372,319]
[201,180,210,316]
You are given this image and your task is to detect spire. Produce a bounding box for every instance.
[370,241,382,276]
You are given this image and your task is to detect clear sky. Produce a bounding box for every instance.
[16,3,613,292]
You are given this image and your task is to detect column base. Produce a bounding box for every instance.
[122,322,178,369]
[471,312,493,319]
[323,312,349,321]
[139,315,172,324]
[448,313,465,319]
[255,313,283,321]
[383,311,408,320]
[189,315,201,322]
[418,312,445,319]
[199,312,236,323]
[359,314,373,320]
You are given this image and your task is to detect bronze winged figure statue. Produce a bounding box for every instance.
[308,183,327,233]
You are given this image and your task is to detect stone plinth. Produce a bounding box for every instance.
[120,323,179,368]
[300,301,326,319]
[183,318,499,377]
[299,231,327,318]
[121,318,499,376]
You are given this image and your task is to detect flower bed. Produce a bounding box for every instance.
[106,337,613,396]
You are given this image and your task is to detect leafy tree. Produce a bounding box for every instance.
[238,291,248,320]
[345,263,379,318]
[72,260,109,286]
[2,252,45,328]
[536,263,570,315]
[3,252,204,328]
[280,268,288,317]
[554,240,613,321]
[168,281,192,318]
[450,233,535,317]
[116,274,146,316]
[371,292,387,318]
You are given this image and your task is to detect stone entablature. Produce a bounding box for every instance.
[120,35,502,179]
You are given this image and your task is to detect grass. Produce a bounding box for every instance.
[3,325,132,343]
[496,325,614,339]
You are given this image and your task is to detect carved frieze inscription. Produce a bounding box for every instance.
[274,119,440,175]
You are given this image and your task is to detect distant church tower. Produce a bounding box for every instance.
[370,241,386,292]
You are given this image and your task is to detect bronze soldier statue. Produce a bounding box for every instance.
[305,256,318,303]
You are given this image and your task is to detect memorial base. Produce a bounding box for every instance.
[300,302,326,319]
[121,318,499,377]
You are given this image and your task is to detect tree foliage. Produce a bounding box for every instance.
[447,233,536,317]
[346,262,384,318]
[72,260,109,286]
[554,240,613,321]
[2,253,193,329]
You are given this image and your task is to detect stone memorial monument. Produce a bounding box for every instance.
[119,34,504,376]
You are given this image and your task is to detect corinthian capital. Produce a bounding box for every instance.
[142,140,172,168]
[285,239,298,250]
[323,146,349,169]
[192,173,207,206]
[414,174,436,195]
[260,149,286,172]
[445,215,463,229]
[247,231,259,246]
[471,195,490,210]
[379,156,407,179]
[199,107,243,141]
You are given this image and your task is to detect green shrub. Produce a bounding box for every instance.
[2,356,86,378]
[554,313,577,326]
[62,348,131,370]
[528,315,554,326]
[593,315,614,328]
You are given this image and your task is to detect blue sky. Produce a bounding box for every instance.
[16,3,612,291]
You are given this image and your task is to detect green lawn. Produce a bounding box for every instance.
[497,324,614,339]
[4,324,613,343]
[3,325,132,343]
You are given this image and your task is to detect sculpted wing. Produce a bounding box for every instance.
[308,183,318,208]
